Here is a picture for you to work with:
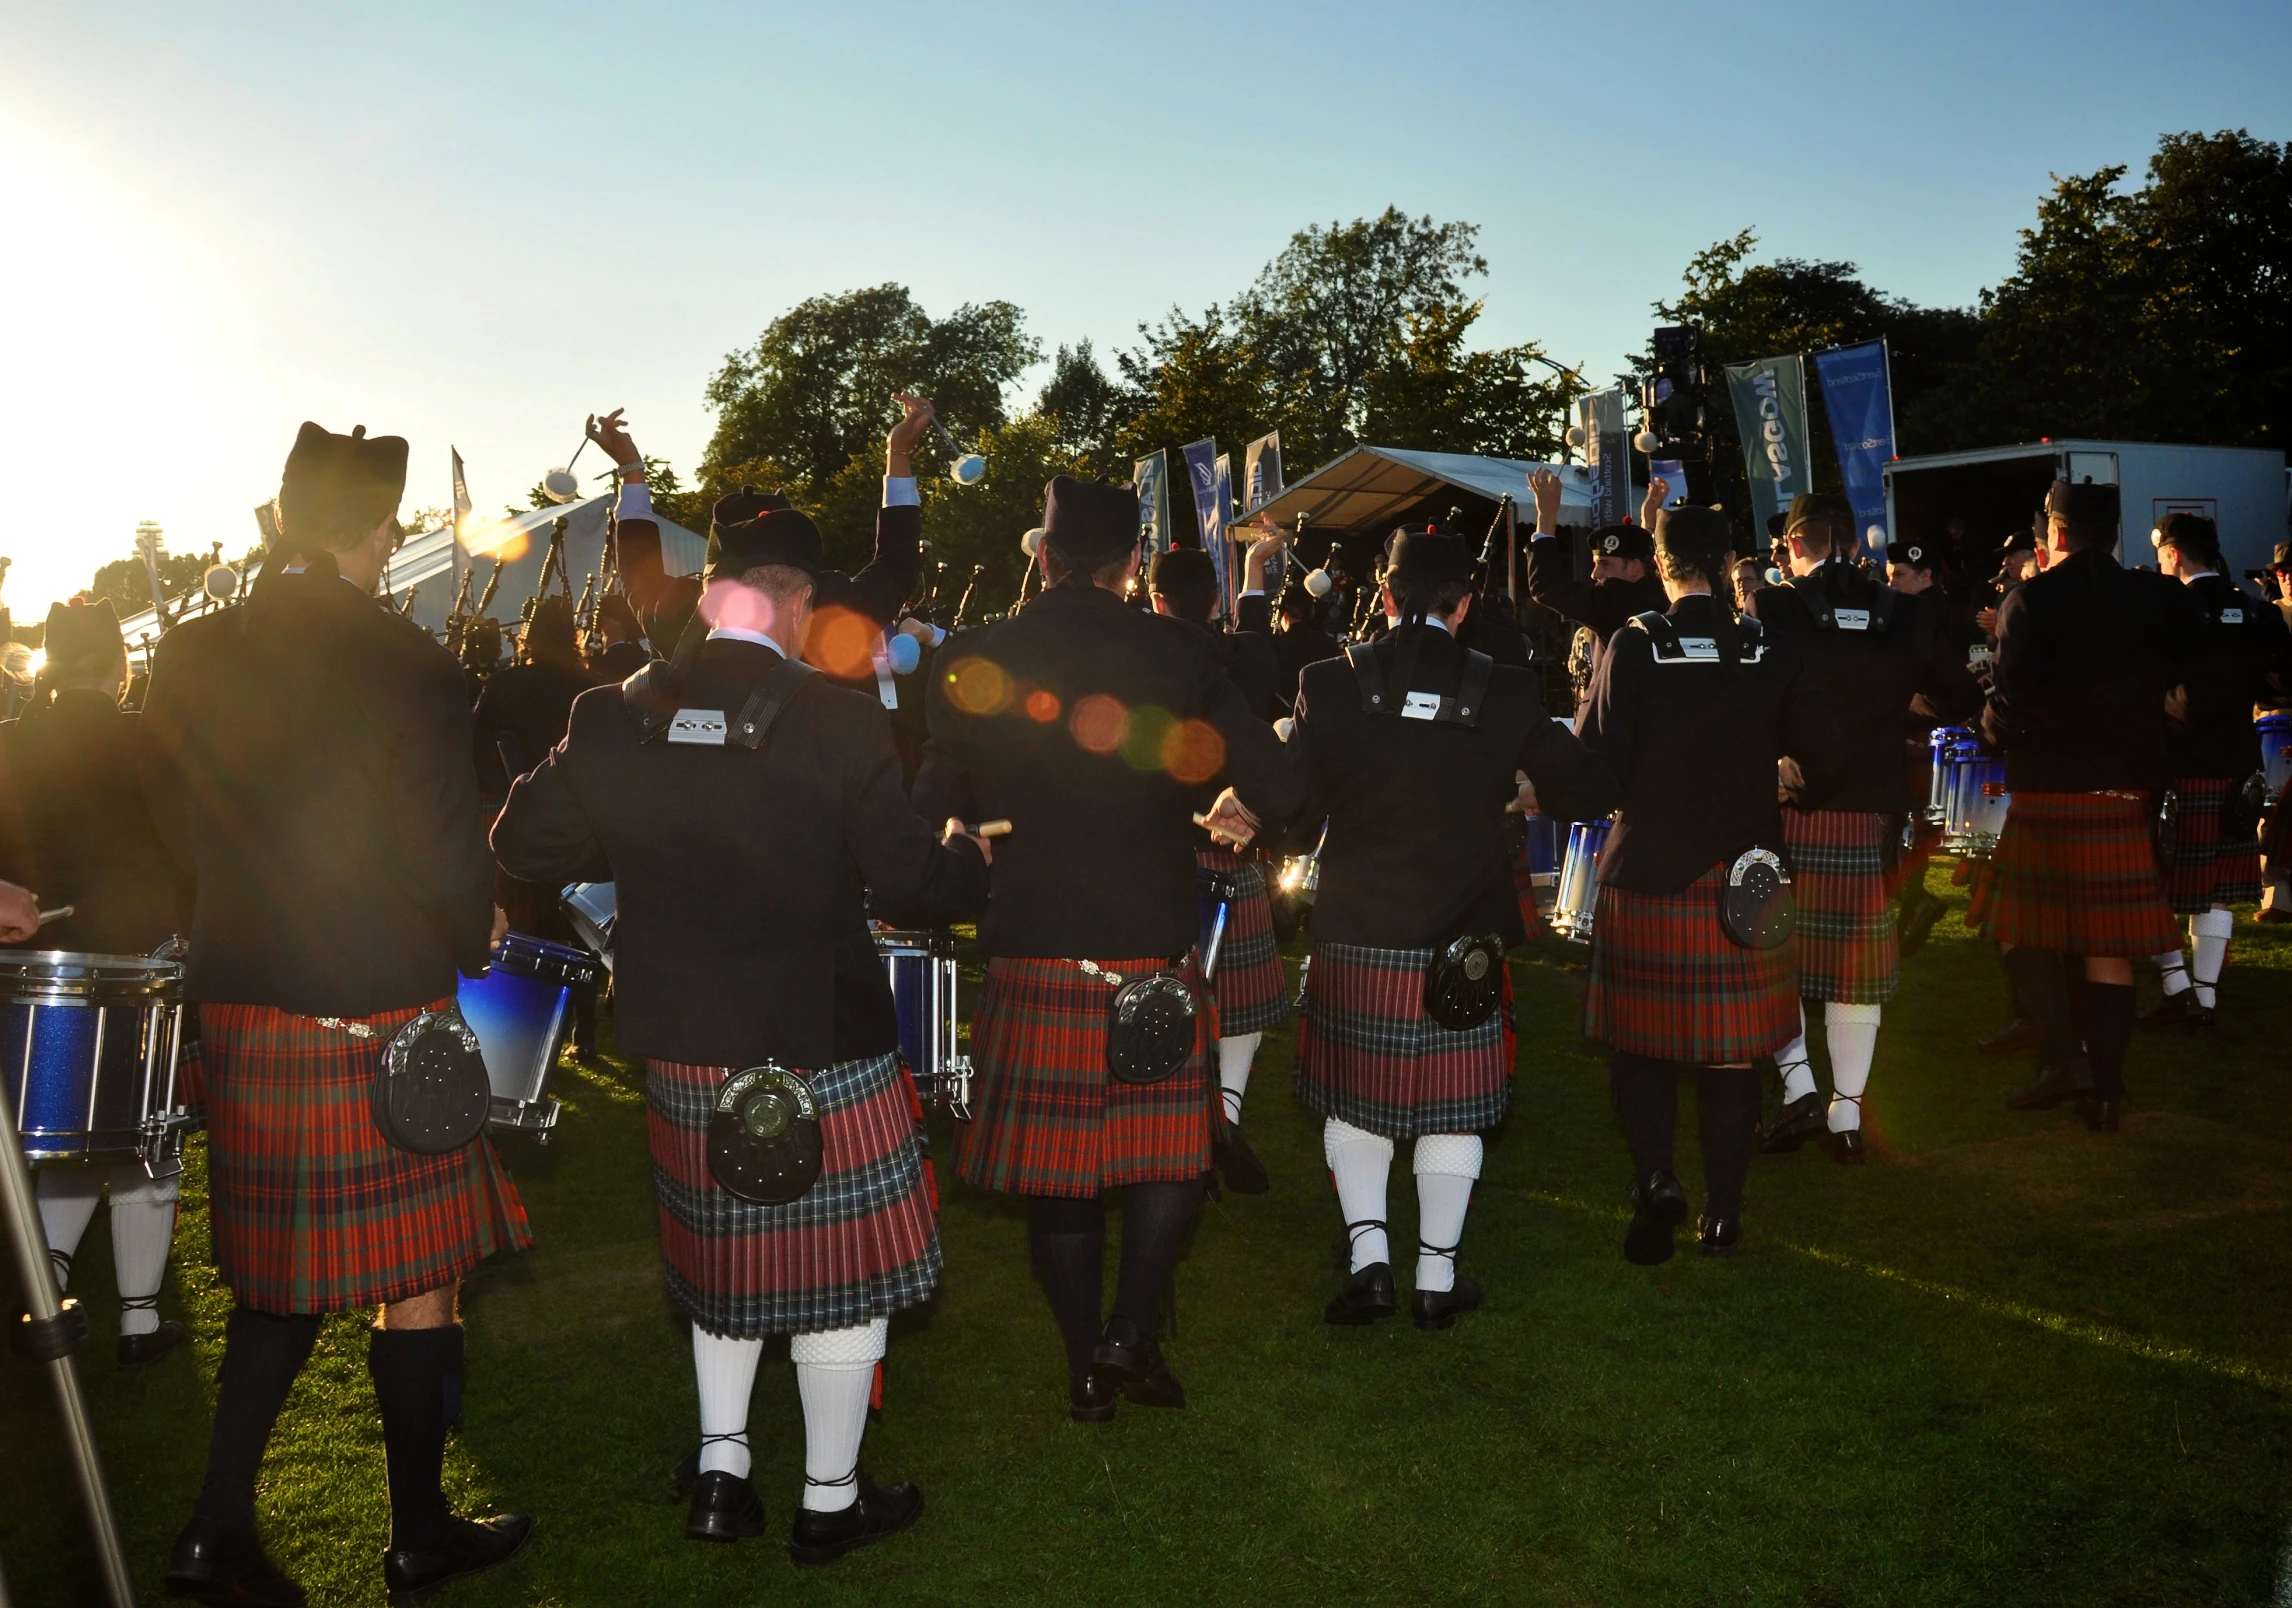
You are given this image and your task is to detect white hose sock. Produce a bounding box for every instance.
[106,1166,180,1337]
[1411,1135,1483,1295]
[690,1327,764,1478]
[2190,907,2234,1008]
[791,1319,887,1513]
[1323,1118,1394,1272]
[1776,1003,1816,1104]
[34,1167,103,1290]
[1823,1002,1883,1133]
[1217,1032,1261,1125]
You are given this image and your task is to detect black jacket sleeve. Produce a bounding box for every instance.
[1525,535,1632,636]
[491,733,610,886]
[839,701,990,925]
[829,503,924,630]
[1912,596,1986,726]
[1517,714,1618,825]
[1235,592,1273,635]
[1193,654,1307,826]
[387,649,499,976]
[910,666,979,830]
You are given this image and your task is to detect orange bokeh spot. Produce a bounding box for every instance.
[1164,719,1226,784]
[1069,694,1128,754]
[1025,688,1061,723]
[807,606,878,679]
[946,656,1013,716]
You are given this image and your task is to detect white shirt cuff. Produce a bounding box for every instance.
[883,476,920,508]
[1529,529,1558,541]
[616,480,654,523]
[1239,588,1266,599]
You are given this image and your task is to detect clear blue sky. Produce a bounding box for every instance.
[2,0,2285,615]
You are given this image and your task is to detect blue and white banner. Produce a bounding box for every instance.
[1811,341,1897,554]
[1209,452,1235,612]
[1242,431,1283,515]
[1181,437,1221,548]
[1133,450,1171,556]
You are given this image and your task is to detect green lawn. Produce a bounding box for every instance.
[6,866,2291,1606]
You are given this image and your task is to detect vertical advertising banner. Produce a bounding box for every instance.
[1812,341,1898,553]
[1723,356,1812,536]
[451,447,474,582]
[1133,450,1171,557]
[1210,452,1236,613]
[1242,431,1283,515]
[1180,438,1228,615]
[1575,390,1630,528]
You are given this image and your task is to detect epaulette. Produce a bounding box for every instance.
[1784,571,1895,634]
[1627,609,1768,664]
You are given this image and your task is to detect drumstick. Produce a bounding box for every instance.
[973,819,1012,838]
[36,904,73,926]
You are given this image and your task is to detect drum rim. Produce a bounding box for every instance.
[0,949,183,975]
[0,950,183,1003]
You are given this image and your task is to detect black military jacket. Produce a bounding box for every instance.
[492,636,987,1068]
[1524,536,1669,643]
[1235,592,1338,711]
[1751,562,1984,813]
[1983,548,2200,793]
[472,658,594,801]
[1293,622,1616,948]
[913,576,1304,959]
[0,692,192,955]
[2166,572,2291,780]
[1580,594,1843,895]
[140,569,495,1015]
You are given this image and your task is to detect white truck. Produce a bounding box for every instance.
[1882,438,2289,583]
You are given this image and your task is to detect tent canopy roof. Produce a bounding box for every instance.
[1241,445,1603,538]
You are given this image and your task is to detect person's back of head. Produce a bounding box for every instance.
[2044,480,2121,557]
[1148,548,1218,626]
[522,595,581,670]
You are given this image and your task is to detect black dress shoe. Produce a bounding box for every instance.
[1978,1016,2035,1055]
[1069,1370,1117,1424]
[685,1470,766,1543]
[1823,1128,1867,1164]
[789,1473,923,1567]
[1758,1092,1826,1154]
[1697,1215,1742,1257]
[165,1515,306,1608]
[1410,1275,1483,1332]
[121,1318,190,1370]
[1212,1125,1271,1195]
[381,1514,533,1605]
[2077,1096,2123,1133]
[2006,1059,2092,1111]
[1322,1262,1397,1325]
[1625,1170,1689,1266]
[1091,1316,1185,1409]
[1898,890,1947,956]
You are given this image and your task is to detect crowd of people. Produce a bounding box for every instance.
[2,397,2285,1605]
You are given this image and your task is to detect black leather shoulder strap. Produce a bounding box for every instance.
[1451,650,1495,728]
[1344,642,1389,715]
[725,656,816,751]
[1627,610,1681,657]
[624,652,816,749]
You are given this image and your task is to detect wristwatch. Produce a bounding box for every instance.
[616,462,647,481]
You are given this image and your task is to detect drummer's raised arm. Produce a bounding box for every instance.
[0,879,38,943]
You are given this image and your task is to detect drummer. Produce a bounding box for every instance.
[0,596,198,1368]
[494,488,991,1563]
[1522,468,1668,718]
[2138,514,2290,1031]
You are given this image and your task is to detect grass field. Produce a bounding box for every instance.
[5,866,2292,1607]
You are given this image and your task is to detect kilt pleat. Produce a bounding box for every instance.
[2160,776,2263,912]
[1783,808,1900,1004]
[1584,870,1800,1063]
[646,1052,939,1338]
[1969,791,2178,955]
[1293,943,1512,1140]
[956,956,1213,1199]
[1198,848,1288,1037]
[199,1001,531,1315]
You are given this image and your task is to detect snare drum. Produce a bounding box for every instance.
[1521,814,1564,887]
[560,881,618,971]
[1944,744,2010,856]
[1925,725,1974,825]
[457,933,601,1138]
[873,930,971,1117]
[1550,820,1611,944]
[1,951,191,1174]
[2258,714,2292,802]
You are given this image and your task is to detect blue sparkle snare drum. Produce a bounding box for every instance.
[1943,743,2010,857]
[457,932,601,1138]
[2258,714,2292,805]
[560,882,617,972]
[1550,819,1612,944]
[1925,725,1975,825]
[2,950,192,1174]
[872,929,971,1118]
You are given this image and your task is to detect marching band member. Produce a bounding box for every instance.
[1579,506,1840,1262]
[914,476,1301,1424]
[494,489,990,1564]
[1289,524,1614,1327]
[1523,469,1668,718]
[2139,513,2289,1030]
[1752,496,1980,1162]
[142,422,532,1606]
[1885,537,1980,953]
[1236,542,1338,714]
[0,596,197,1368]
[1977,481,2199,1131]
[1148,544,1286,1195]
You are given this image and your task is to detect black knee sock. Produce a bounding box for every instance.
[2003,947,2079,1066]
[1026,1195,1105,1378]
[2075,981,2136,1099]
[1609,1051,1680,1181]
[1111,1181,1200,1337]
[1695,1066,1763,1220]
[367,1325,461,1552]
[194,1307,324,1531]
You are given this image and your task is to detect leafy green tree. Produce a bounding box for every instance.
[1036,340,1134,466]
[1358,301,1576,461]
[88,549,211,617]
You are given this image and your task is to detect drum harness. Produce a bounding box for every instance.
[1343,637,1508,1030]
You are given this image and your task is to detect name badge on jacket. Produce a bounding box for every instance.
[667,709,728,746]
[1401,691,1443,721]
[1832,608,1871,631]
[2221,608,2245,624]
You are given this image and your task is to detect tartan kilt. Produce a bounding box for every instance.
[1968,791,2179,956]
[1293,943,1513,1140]
[955,956,1214,1199]
[1509,836,1550,944]
[199,1001,531,1315]
[646,1052,939,1338]
[1782,808,1900,1004]
[2161,776,2263,913]
[1584,870,1800,1063]
[1198,847,1289,1037]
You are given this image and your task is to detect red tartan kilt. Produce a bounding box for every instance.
[1584,870,1799,1063]
[646,1053,940,1338]
[1197,847,1289,1036]
[1782,808,1900,1004]
[2160,776,2263,912]
[1968,792,2179,955]
[199,1001,531,1314]
[955,956,1214,1199]
[1293,943,1513,1140]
